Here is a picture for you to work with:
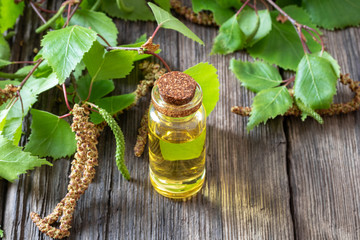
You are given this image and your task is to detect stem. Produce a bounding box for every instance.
[283,76,295,87]
[37,0,47,4]
[297,26,310,54]
[30,1,47,24]
[266,0,295,24]
[144,51,171,72]
[259,0,269,10]
[85,79,94,102]
[35,4,58,13]
[85,106,99,113]
[6,95,18,110]
[86,102,97,110]
[106,46,171,72]
[0,72,27,79]
[282,76,295,83]
[151,23,163,40]
[59,112,72,119]
[35,4,66,33]
[63,0,82,28]
[304,26,325,54]
[97,33,112,47]
[17,90,24,114]
[19,59,43,89]
[240,0,255,10]
[90,0,102,11]
[11,60,36,64]
[265,0,322,54]
[236,0,251,17]
[116,0,134,13]
[106,46,140,51]
[62,84,73,111]
[64,3,73,28]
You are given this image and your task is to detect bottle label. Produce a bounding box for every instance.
[159,130,206,161]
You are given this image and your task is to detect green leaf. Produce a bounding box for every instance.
[294,53,338,109]
[0,0,25,33]
[154,0,170,11]
[160,130,206,161]
[73,61,86,80]
[80,0,97,9]
[83,41,135,81]
[148,2,204,45]
[184,62,219,116]
[0,108,10,130]
[248,6,321,70]
[69,9,119,46]
[41,26,97,84]
[248,86,293,130]
[238,9,260,43]
[230,59,282,93]
[0,86,37,145]
[54,16,65,30]
[0,134,52,182]
[76,74,114,101]
[2,86,37,119]
[0,59,10,69]
[191,0,235,25]
[23,73,59,95]
[2,117,22,145]
[315,51,340,78]
[90,93,136,124]
[302,0,360,29]
[101,0,154,21]
[211,14,245,55]
[1,90,37,144]
[33,60,53,78]
[97,106,130,180]
[13,66,33,81]
[0,35,10,60]
[135,33,147,43]
[0,80,20,89]
[216,0,242,8]
[295,98,323,124]
[24,109,76,159]
[247,10,272,46]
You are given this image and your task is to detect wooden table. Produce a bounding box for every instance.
[1,2,359,239]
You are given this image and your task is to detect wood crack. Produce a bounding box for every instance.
[283,119,297,240]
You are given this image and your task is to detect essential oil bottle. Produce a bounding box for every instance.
[148,71,206,199]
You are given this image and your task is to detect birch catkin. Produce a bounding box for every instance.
[30,104,99,239]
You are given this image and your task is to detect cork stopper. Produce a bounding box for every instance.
[156,71,197,105]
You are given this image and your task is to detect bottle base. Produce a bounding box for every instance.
[150,169,205,200]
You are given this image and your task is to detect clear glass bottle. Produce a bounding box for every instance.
[148,71,206,199]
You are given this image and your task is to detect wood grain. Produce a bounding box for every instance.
[1,2,359,240]
[285,29,360,240]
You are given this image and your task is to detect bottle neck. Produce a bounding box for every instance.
[151,84,203,118]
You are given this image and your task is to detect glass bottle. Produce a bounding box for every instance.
[148,71,206,199]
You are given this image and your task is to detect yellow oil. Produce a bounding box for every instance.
[148,125,206,200]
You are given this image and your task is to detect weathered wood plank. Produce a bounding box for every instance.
[1,3,294,240]
[286,28,360,239]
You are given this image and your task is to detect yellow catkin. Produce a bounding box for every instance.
[170,0,217,26]
[134,108,149,157]
[0,84,18,106]
[132,61,167,157]
[30,104,99,239]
